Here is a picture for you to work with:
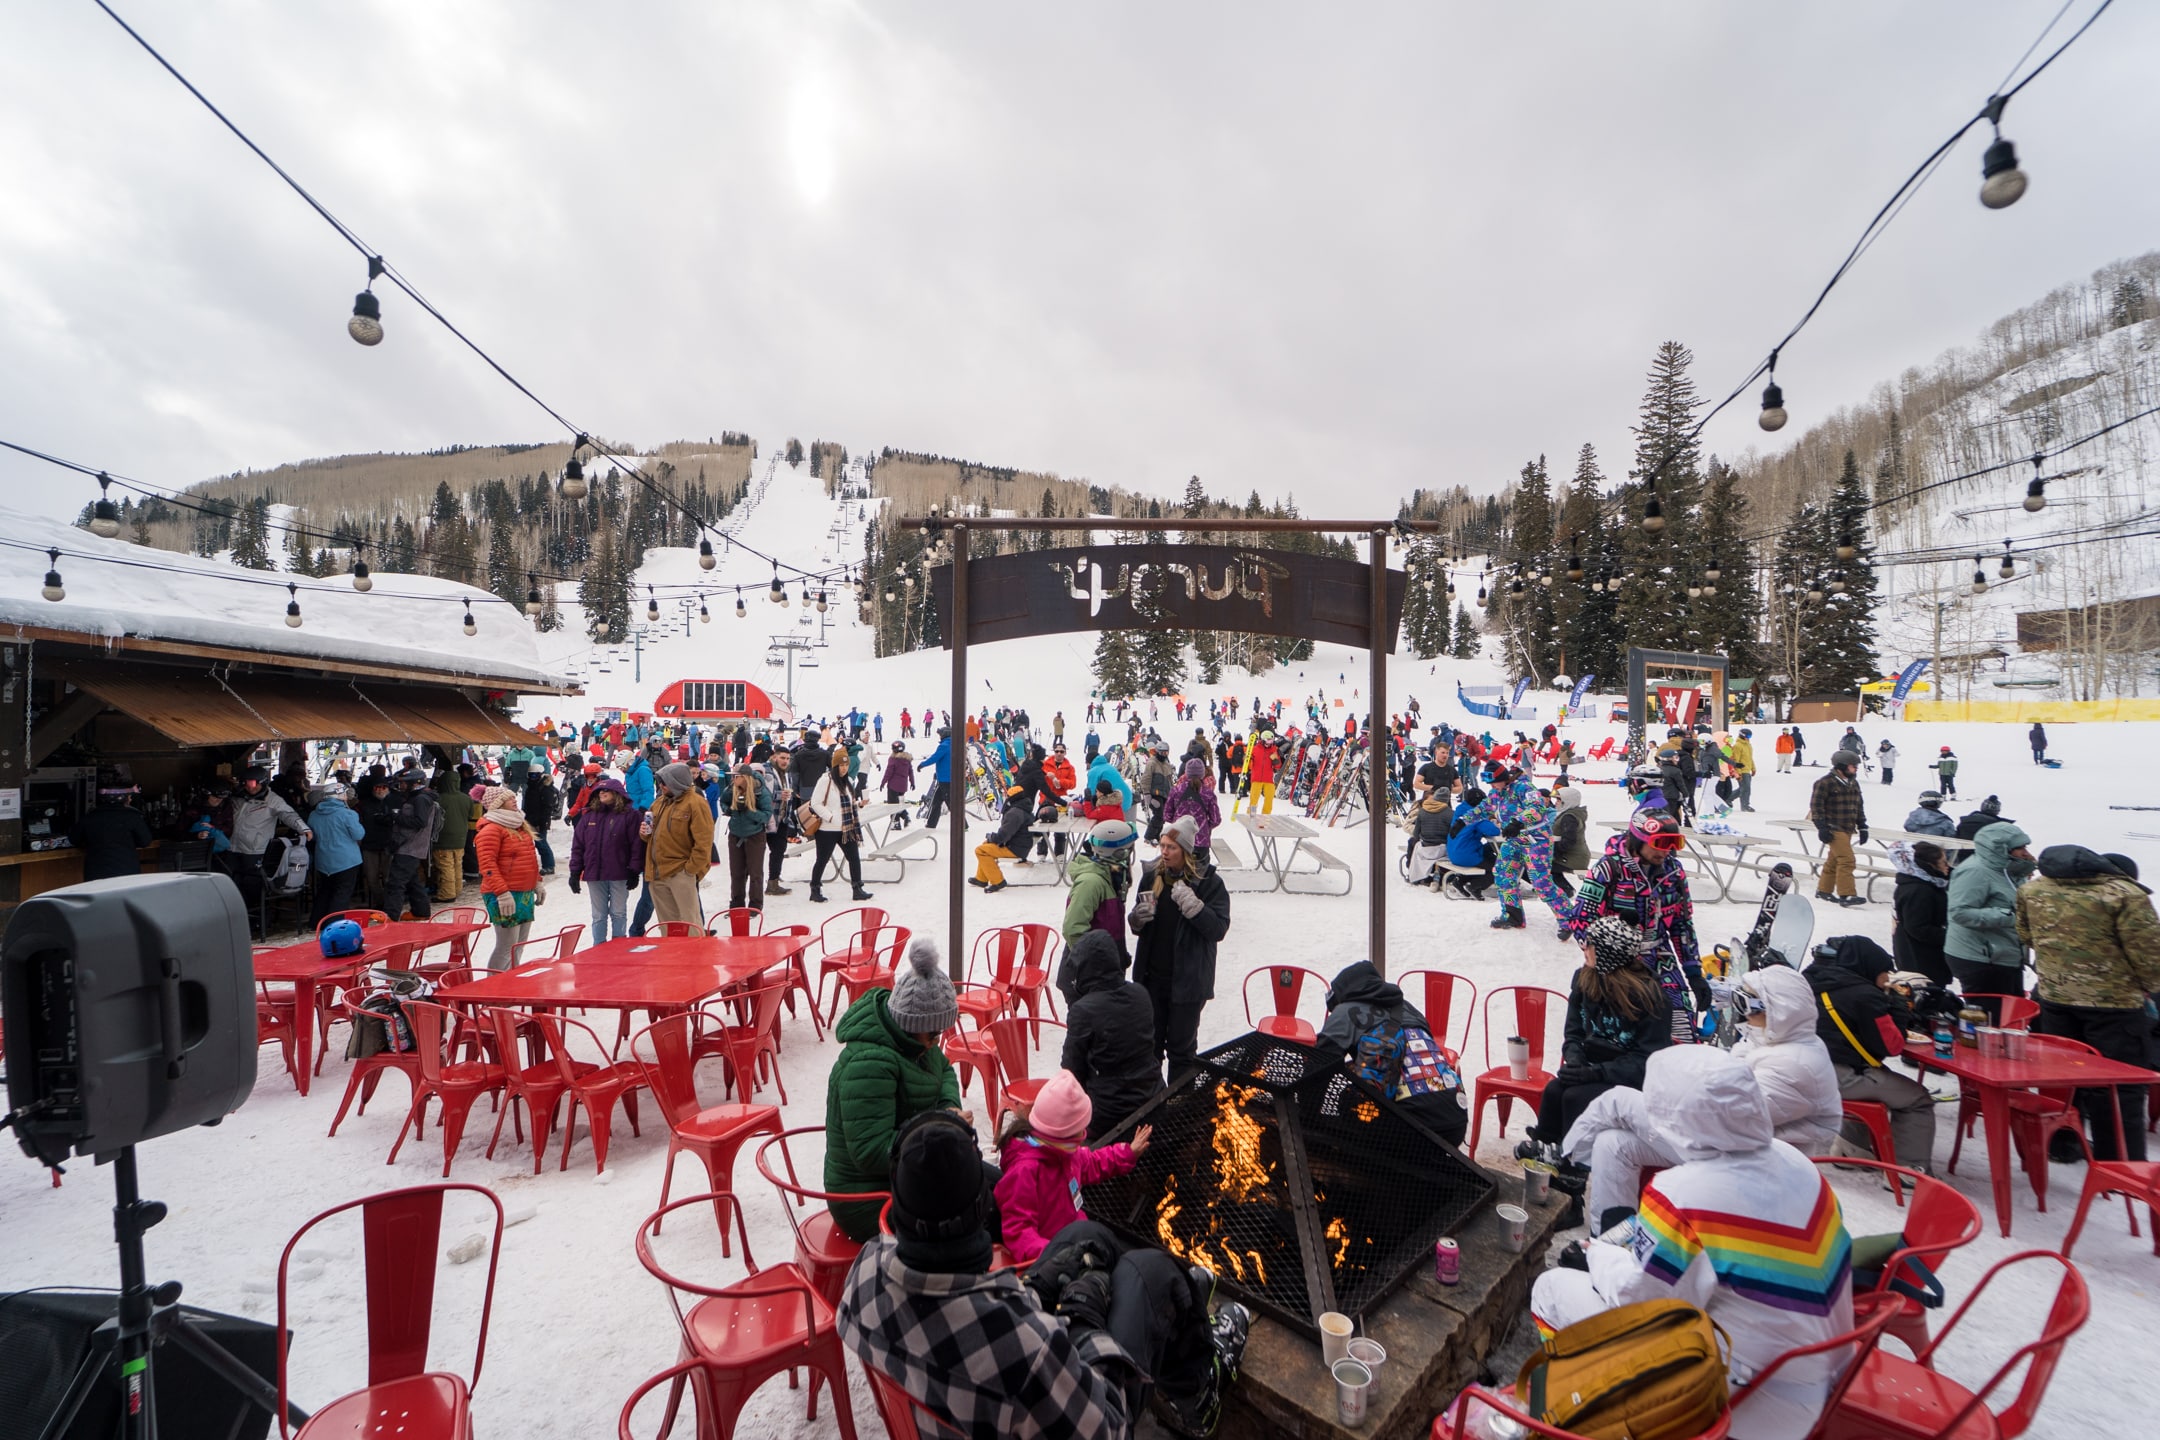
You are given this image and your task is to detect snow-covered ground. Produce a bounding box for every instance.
[8,461,2157,1439]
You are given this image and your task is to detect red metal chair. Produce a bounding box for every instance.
[629,1012,787,1257]
[1947,1032,2099,1210]
[1964,993,2041,1030]
[826,925,912,1025]
[532,1011,647,1172]
[990,1016,1068,1132]
[1435,1385,1731,1440]
[944,995,1006,1114]
[1007,921,1065,1032]
[634,1192,861,1440]
[754,1128,886,1307]
[387,999,509,1176]
[618,1359,703,1440]
[1727,1300,1899,1439]
[811,905,891,1017]
[317,908,391,932]
[2060,1158,2160,1257]
[865,1370,935,1440]
[327,983,426,1138]
[275,1183,503,1440]
[258,983,300,1085]
[957,927,1025,1030]
[480,1008,565,1173]
[1466,985,1568,1158]
[652,920,700,939]
[1839,1102,1907,1207]
[1809,1156,1982,1362]
[430,906,486,967]
[1825,1249,2090,1439]
[710,906,764,937]
[694,982,793,1107]
[1395,967,1478,1062]
[1241,965,1328,1045]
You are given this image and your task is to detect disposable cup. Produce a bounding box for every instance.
[2003,1029,2029,1061]
[1506,1036,1530,1081]
[1333,1359,1373,1426]
[1979,1027,2009,1058]
[1522,1165,1551,1205]
[1319,1310,1355,1368]
[1496,1203,1529,1253]
[1347,1337,1387,1403]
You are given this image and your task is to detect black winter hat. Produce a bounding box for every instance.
[888,1112,987,1242]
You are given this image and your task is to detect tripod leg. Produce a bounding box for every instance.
[36,1324,117,1440]
[161,1313,310,1428]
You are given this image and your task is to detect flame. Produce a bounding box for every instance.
[1150,1085,1280,1288]
[1212,1087,1274,1204]
[1324,1215,1350,1268]
[1353,1099,1379,1124]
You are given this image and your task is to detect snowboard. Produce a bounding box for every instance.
[1763,889,1816,970]
[1740,863,1796,970]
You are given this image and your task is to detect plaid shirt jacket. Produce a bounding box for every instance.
[838,1237,1138,1440]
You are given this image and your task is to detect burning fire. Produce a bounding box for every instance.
[1152,1085,1279,1287]
[1325,1216,1350,1269]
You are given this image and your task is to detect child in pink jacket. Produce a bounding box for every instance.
[993,1068,1152,1264]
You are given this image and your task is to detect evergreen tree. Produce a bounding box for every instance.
[427,516,478,586]
[486,522,521,606]
[1803,450,1882,694]
[1133,629,1186,694]
[429,480,462,526]
[1873,408,1909,508]
[386,516,418,574]
[231,498,275,571]
[1693,458,1761,674]
[1555,444,1620,686]
[1193,629,1224,684]
[1451,602,1481,659]
[1613,342,1704,655]
[535,580,563,634]
[1091,630,1140,696]
[1400,536,1448,659]
[1501,455,1558,681]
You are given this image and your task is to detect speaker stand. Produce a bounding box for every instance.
[38,1147,309,1440]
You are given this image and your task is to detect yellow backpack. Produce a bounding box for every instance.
[1515,1299,1730,1440]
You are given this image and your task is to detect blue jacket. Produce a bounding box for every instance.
[1447,800,1500,869]
[308,795,366,875]
[918,736,952,783]
[624,757,655,811]
[1085,755,1133,811]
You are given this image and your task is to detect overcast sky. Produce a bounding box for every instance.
[4,2,2155,527]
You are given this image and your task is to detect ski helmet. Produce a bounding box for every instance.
[1917,790,1944,807]
[319,918,366,958]
[1625,762,1664,795]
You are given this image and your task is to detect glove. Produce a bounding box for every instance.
[1130,893,1158,930]
[1170,880,1203,918]
[1502,821,1524,839]
[1688,969,1713,1012]
[627,873,640,891]
[568,875,581,894]
[1555,1063,1599,1085]
[1857,827,1869,845]
[1815,823,1834,844]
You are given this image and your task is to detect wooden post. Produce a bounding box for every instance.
[0,643,25,906]
[1369,529,1388,976]
[947,525,968,981]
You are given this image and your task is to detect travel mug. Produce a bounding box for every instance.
[1506,1036,1530,1080]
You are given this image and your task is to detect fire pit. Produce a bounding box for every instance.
[1085,1032,1495,1337]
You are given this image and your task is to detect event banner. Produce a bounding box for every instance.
[1655,685,1701,728]
[1567,674,1596,709]
[1889,658,1931,701]
[1509,676,1533,710]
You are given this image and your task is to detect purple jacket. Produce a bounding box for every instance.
[880,755,912,794]
[1162,780,1221,849]
[567,779,647,882]
[993,1134,1136,1264]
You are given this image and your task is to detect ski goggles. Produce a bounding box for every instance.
[1641,831,1686,855]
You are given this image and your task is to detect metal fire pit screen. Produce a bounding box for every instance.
[1084,1033,1495,1337]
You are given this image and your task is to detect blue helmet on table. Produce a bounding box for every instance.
[319,918,366,958]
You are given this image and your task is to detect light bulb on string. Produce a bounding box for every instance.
[1566,550,1583,582]
[1642,493,1665,534]
[1971,556,1988,595]
[797,588,809,609]
[699,595,710,623]
[463,604,478,636]
[769,564,786,603]
[525,571,543,618]
[1998,543,2015,580]
[1686,581,1702,599]
[560,457,587,501]
[1979,96,2027,209]
[1835,533,1856,563]
[1476,580,1487,603]
[646,586,659,622]
[1508,575,1524,597]
[1805,580,1824,605]
[347,258,386,346]
[1705,555,1722,584]
[1758,377,1787,433]
[89,472,122,538]
[1830,569,1847,595]
[1444,573,1457,597]
[884,586,896,603]
[40,548,64,602]
[351,547,372,592]
[2024,454,2047,511]
[815,590,829,613]
[284,582,303,628]
[698,535,717,570]
[735,587,746,618]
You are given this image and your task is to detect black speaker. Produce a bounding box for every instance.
[0,1291,280,1440]
[2,874,256,1165]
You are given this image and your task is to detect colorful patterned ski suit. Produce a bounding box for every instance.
[1480,781,1569,918]
[1566,843,1705,1040]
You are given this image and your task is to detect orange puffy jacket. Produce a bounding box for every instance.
[474,814,541,896]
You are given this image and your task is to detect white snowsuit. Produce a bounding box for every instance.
[1563,966,1843,1223]
[1535,1047,1855,1440]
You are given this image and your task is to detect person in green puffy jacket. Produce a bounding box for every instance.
[824,938,964,1241]
[1943,821,2034,1006]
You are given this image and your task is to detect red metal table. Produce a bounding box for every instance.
[1909,1045,2160,1236]
[251,920,489,1093]
[250,952,368,1094]
[451,933,808,1010]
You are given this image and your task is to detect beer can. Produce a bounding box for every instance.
[1435,1236,1460,1285]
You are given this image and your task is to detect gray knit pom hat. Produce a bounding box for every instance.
[889,937,960,1034]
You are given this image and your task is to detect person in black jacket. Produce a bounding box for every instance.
[1515,914,1673,1164]
[69,787,154,881]
[1891,841,1952,985]
[1128,816,1232,1079]
[1317,961,1468,1145]
[353,771,398,911]
[1954,795,2011,844]
[972,785,1036,893]
[522,769,559,875]
[1059,930,1163,1140]
[1804,935,1936,1172]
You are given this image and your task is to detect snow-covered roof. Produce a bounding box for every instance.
[1,505,576,693]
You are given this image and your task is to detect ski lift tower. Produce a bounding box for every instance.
[766,634,819,709]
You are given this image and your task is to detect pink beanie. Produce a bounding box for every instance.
[1028,1070,1092,1144]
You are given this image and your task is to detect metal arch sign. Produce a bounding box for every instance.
[928,544,1407,650]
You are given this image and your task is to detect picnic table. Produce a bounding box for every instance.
[452,934,804,1011]
[1675,831,1774,904]
[1908,1043,2160,1237]
[856,801,907,850]
[1233,813,1321,893]
[251,919,489,1093]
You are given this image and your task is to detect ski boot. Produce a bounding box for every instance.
[1490,907,1526,930]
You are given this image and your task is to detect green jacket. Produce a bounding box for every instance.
[823,988,961,1241]
[1944,822,2029,968]
[434,783,476,851]
[723,774,774,840]
[2017,846,2160,1009]
[1061,853,1128,952]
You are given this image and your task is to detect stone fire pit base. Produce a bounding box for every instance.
[1213,1167,1568,1440]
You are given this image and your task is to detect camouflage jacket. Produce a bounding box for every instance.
[2016,846,2160,1009]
